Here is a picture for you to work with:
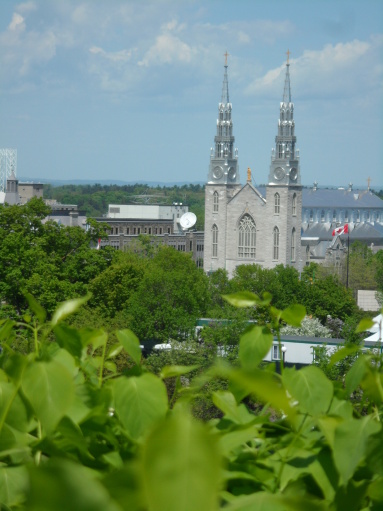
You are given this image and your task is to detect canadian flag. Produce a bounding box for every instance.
[332,224,349,236]
[96,238,101,250]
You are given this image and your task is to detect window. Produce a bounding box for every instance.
[272,345,284,360]
[212,224,218,257]
[333,210,337,222]
[273,226,280,260]
[189,241,193,251]
[310,210,314,222]
[238,215,256,258]
[127,228,130,235]
[278,144,283,158]
[274,193,280,214]
[292,193,296,216]
[321,210,325,222]
[345,211,348,222]
[291,228,296,261]
[167,228,171,234]
[213,191,219,212]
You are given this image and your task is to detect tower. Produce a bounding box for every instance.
[204,53,241,272]
[207,52,239,185]
[0,148,17,193]
[265,50,302,268]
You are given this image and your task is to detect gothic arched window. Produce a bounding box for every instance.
[212,224,218,257]
[213,191,219,212]
[274,193,280,214]
[291,228,296,262]
[273,226,280,260]
[292,193,297,216]
[238,215,256,258]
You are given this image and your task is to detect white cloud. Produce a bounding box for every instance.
[246,37,383,100]
[89,46,132,63]
[138,32,195,67]
[16,2,37,14]
[8,13,25,31]
[137,18,195,68]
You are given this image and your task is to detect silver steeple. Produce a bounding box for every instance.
[268,50,301,186]
[207,52,239,184]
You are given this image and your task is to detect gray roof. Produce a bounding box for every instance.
[302,221,383,241]
[256,186,383,209]
[302,188,383,209]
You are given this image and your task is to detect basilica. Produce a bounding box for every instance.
[203,55,302,275]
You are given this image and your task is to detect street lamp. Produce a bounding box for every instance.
[281,345,287,364]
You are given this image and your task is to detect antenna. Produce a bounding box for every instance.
[179,212,197,231]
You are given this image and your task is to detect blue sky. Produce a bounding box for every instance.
[1,0,382,189]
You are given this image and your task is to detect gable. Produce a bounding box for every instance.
[228,182,266,206]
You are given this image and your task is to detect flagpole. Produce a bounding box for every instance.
[346,233,349,289]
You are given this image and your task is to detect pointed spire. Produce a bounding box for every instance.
[282,49,291,104]
[207,51,239,184]
[221,51,230,104]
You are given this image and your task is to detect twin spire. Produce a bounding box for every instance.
[282,49,292,104]
[221,51,230,104]
[209,51,298,186]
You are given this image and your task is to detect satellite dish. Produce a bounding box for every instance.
[179,212,197,230]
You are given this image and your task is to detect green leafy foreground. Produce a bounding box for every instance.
[0,293,382,511]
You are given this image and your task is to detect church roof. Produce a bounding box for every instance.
[256,186,383,209]
[302,221,383,241]
[302,188,383,209]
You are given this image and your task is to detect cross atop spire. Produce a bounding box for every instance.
[286,49,291,65]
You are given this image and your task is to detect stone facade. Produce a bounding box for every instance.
[204,58,302,276]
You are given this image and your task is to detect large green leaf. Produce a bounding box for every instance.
[355,317,375,333]
[282,366,333,416]
[222,491,327,510]
[280,304,306,327]
[116,329,142,366]
[222,292,261,308]
[113,373,168,441]
[21,360,75,434]
[26,458,121,511]
[51,294,91,328]
[160,365,199,379]
[345,356,368,395]
[212,390,254,425]
[239,326,273,371]
[219,366,296,420]
[0,381,30,433]
[0,465,28,508]
[329,345,360,367]
[141,410,221,511]
[54,323,84,358]
[218,424,263,457]
[332,415,381,485]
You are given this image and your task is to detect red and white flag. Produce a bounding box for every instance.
[332,224,349,236]
[96,238,101,250]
